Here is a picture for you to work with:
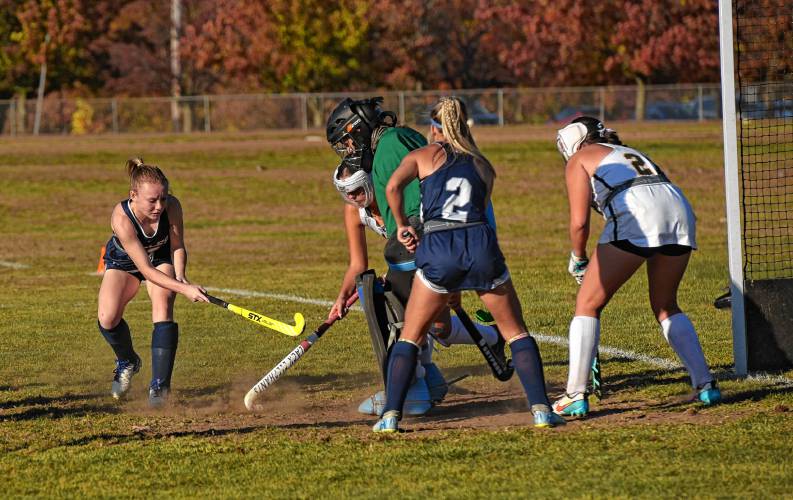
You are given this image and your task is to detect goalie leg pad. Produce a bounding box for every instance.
[356,269,409,382]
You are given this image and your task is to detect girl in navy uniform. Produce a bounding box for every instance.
[375,97,564,432]
[97,158,208,407]
[552,117,720,417]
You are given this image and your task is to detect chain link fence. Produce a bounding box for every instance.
[0,84,722,136]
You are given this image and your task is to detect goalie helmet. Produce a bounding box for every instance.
[333,161,375,208]
[326,97,396,173]
[556,116,607,162]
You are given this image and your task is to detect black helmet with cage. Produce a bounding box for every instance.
[326,97,397,173]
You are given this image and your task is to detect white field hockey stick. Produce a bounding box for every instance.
[206,294,305,337]
[244,292,359,411]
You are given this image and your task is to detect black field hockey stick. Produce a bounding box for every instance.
[206,294,305,337]
[453,306,514,382]
[590,351,603,400]
[244,292,359,410]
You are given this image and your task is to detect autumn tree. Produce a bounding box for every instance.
[369,0,509,90]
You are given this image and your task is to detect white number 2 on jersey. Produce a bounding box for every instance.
[441,177,472,221]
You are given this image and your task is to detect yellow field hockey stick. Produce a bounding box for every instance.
[206,294,305,337]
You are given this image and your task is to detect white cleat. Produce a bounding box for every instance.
[111,354,141,399]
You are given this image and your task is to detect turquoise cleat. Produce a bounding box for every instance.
[372,410,400,433]
[697,381,722,406]
[532,405,567,428]
[552,392,589,417]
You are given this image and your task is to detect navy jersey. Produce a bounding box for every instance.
[104,199,172,280]
[420,143,488,224]
[415,144,508,293]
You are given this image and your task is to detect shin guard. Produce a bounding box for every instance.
[151,321,179,388]
[98,319,136,362]
[510,335,551,407]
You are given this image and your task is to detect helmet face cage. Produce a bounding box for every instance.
[333,162,375,208]
[556,122,589,162]
[326,97,390,173]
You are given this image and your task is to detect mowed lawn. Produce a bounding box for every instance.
[1,123,791,498]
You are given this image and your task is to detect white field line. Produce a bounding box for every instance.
[0,260,30,269]
[143,285,793,387]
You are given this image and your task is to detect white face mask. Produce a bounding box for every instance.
[556,122,589,162]
[332,163,375,208]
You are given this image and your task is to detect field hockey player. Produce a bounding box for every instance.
[552,117,721,418]
[97,158,209,408]
[327,97,508,417]
[375,97,564,432]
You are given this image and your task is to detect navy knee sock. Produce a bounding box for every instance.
[98,319,136,362]
[510,335,551,407]
[151,321,179,388]
[382,341,419,415]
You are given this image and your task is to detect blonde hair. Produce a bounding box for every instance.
[125,157,168,192]
[431,97,496,198]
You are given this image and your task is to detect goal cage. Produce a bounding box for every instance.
[719,0,793,374]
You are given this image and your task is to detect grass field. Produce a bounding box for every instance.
[1,122,792,498]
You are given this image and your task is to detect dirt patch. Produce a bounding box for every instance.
[114,377,748,441]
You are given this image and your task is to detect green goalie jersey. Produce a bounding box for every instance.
[371,126,427,237]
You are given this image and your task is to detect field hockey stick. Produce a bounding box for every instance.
[206,294,306,337]
[244,292,359,410]
[453,306,514,382]
[590,351,603,400]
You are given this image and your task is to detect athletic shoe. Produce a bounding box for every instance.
[111,353,141,399]
[532,404,566,428]
[357,377,434,416]
[148,379,170,408]
[552,392,589,417]
[372,410,400,433]
[423,363,448,403]
[697,381,721,406]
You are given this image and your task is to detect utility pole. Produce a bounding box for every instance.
[170,0,182,132]
[33,34,50,136]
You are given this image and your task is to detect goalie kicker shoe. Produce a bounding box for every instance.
[532,404,566,428]
[552,392,589,417]
[111,353,141,399]
[358,376,433,416]
[423,362,448,403]
[148,378,170,408]
[697,380,721,406]
[372,410,400,433]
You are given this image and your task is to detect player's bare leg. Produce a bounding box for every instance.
[145,263,179,407]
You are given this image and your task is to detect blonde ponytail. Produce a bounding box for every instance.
[431,97,496,198]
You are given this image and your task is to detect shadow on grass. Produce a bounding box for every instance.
[62,418,368,448]
[719,385,793,404]
[421,393,528,424]
[0,395,121,422]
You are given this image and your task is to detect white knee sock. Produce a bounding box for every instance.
[661,313,712,388]
[566,316,600,395]
[434,316,499,347]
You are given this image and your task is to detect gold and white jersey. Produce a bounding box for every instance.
[590,144,696,248]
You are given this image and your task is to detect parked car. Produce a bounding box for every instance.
[645,101,696,120]
[685,95,721,119]
[551,105,601,124]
